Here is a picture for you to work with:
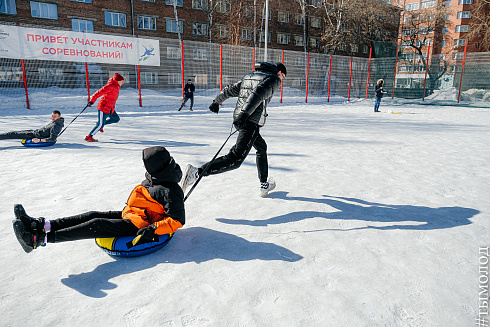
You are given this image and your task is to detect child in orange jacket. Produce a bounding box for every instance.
[85,72,124,142]
[12,146,185,253]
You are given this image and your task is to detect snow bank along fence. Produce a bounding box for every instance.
[1,24,489,109]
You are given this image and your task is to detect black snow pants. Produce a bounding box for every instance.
[46,211,139,243]
[0,130,36,140]
[200,121,268,183]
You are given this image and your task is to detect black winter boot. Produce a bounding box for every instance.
[14,204,45,233]
[12,220,46,253]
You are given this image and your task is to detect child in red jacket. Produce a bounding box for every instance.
[85,73,124,142]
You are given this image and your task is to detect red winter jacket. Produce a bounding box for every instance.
[90,76,121,114]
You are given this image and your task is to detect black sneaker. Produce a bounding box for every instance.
[14,204,45,233]
[12,220,45,253]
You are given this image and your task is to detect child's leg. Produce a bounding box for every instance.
[49,211,122,231]
[89,111,106,135]
[104,111,120,125]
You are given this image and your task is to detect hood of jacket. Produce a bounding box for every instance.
[145,158,182,185]
[255,62,280,75]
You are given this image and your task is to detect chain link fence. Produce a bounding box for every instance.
[1,33,489,109]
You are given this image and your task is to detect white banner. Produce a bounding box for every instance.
[0,25,160,66]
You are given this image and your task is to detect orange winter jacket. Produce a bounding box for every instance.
[122,185,183,235]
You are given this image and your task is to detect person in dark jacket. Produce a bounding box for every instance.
[178,79,196,111]
[180,62,286,198]
[374,79,386,112]
[0,110,64,143]
[85,73,124,142]
[12,146,185,253]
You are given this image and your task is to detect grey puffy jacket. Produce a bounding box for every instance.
[34,118,64,142]
[214,62,282,127]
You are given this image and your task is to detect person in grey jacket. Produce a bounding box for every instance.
[181,62,286,198]
[0,110,64,143]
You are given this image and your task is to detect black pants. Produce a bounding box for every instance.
[180,95,194,109]
[200,121,268,183]
[47,211,139,243]
[0,130,36,140]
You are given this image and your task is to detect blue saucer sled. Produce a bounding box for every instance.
[95,233,173,257]
[21,139,56,147]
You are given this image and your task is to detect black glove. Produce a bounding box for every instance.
[88,101,94,107]
[209,101,219,114]
[233,112,250,129]
[134,224,157,245]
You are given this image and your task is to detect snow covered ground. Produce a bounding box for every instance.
[0,88,489,326]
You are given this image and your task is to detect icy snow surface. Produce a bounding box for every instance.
[0,88,489,326]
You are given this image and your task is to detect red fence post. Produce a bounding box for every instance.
[253,48,255,71]
[181,40,185,100]
[137,65,142,107]
[21,59,30,109]
[306,53,309,103]
[348,57,353,101]
[457,40,468,103]
[422,41,431,101]
[220,44,223,91]
[392,43,399,99]
[328,55,332,102]
[280,50,284,103]
[365,46,372,99]
[84,62,90,101]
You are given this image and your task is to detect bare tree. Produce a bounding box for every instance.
[400,0,452,91]
[321,0,398,54]
[466,0,490,51]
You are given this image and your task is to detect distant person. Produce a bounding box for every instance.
[12,146,185,253]
[181,62,286,198]
[374,79,387,112]
[85,73,124,142]
[178,79,195,111]
[0,110,64,143]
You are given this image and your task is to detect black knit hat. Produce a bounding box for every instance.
[143,146,172,174]
[275,63,287,76]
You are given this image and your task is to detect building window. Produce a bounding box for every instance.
[216,0,230,13]
[216,24,229,38]
[294,35,304,46]
[295,13,304,26]
[137,15,157,30]
[441,40,446,47]
[352,44,359,53]
[241,28,252,41]
[418,26,433,35]
[71,0,92,3]
[277,10,289,23]
[168,73,181,85]
[442,27,449,34]
[457,11,472,19]
[445,0,451,6]
[277,33,290,45]
[193,48,208,60]
[404,3,419,11]
[445,14,450,20]
[363,45,369,54]
[416,39,431,47]
[310,16,321,28]
[166,47,181,59]
[192,0,207,9]
[456,25,469,32]
[452,52,464,60]
[140,72,158,85]
[459,0,472,4]
[259,31,271,43]
[165,0,183,6]
[1,0,17,14]
[138,0,155,2]
[72,19,94,33]
[194,74,208,85]
[31,2,58,19]
[310,37,320,49]
[105,12,126,27]
[421,0,436,9]
[38,67,64,83]
[192,22,208,36]
[0,66,23,81]
[166,18,183,33]
[261,8,271,20]
[454,39,467,46]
